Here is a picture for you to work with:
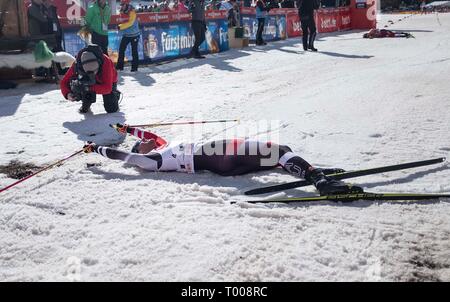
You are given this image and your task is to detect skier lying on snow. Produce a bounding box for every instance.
[82,124,363,195]
[363,28,414,39]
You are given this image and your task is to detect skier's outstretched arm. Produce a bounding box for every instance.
[84,143,162,171]
[113,124,168,148]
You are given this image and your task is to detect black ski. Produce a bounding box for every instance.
[245,157,446,195]
[240,192,450,204]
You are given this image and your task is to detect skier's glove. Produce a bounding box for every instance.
[113,123,129,134]
[83,142,96,153]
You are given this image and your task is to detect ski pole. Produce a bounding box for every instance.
[0,149,84,194]
[128,119,239,128]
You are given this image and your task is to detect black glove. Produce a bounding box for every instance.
[111,123,130,134]
[117,123,130,134]
[83,141,96,153]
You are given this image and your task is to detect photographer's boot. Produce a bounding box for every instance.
[79,101,91,114]
[302,33,309,51]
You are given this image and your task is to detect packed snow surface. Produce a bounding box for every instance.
[1,13,450,281]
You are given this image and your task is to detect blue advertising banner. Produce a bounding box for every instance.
[178,23,196,56]
[242,16,256,40]
[241,14,287,41]
[63,19,228,64]
[63,29,145,63]
[141,25,164,61]
[108,30,145,63]
[161,24,181,58]
[63,30,88,57]
[141,22,206,62]
[205,21,221,54]
[275,15,287,40]
[264,16,277,41]
[217,20,229,52]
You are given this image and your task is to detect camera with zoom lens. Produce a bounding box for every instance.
[69,73,96,101]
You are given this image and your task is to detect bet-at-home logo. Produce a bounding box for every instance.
[321,18,337,29]
[341,16,351,25]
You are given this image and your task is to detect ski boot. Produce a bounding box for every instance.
[320,168,346,175]
[306,168,363,195]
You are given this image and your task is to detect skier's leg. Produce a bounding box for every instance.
[277,146,363,195]
[193,140,355,192]
[194,139,273,176]
[206,141,304,176]
[221,140,314,177]
[194,140,244,176]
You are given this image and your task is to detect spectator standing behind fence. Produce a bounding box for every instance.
[84,0,111,54]
[28,0,48,37]
[176,0,189,12]
[207,0,220,10]
[43,0,63,51]
[281,0,295,8]
[116,0,140,72]
[189,0,207,59]
[42,0,66,76]
[28,0,55,82]
[243,0,252,7]
[297,0,319,51]
[420,1,426,14]
[255,0,269,46]
[228,0,241,27]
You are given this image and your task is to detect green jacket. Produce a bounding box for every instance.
[84,1,111,36]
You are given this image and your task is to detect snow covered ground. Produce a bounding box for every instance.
[1,13,450,282]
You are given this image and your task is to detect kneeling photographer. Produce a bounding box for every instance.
[61,44,120,114]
